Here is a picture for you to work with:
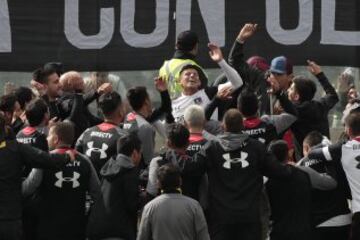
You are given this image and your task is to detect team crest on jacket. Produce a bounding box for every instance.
[194,97,203,105]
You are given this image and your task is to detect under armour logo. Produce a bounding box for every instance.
[86,142,108,159]
[55,171,80,188]
[356,155,360,169]
[222,152,249,169]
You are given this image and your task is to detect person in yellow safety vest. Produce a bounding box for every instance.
[159,30,208,99]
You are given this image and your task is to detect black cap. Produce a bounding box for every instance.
[176,30,198,51]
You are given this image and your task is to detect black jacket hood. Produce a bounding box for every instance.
[100,154,135,180]
[218,132,249,152]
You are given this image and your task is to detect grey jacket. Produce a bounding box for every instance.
[137,193,210,240]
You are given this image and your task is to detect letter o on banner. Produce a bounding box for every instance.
[266,0,313,45]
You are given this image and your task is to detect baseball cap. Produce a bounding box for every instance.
[247,56,269,72]
[176,31,199,51]
[270,56,293,75]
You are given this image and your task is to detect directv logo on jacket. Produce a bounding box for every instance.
[16,126,49,177]
[76,122,127,176]
[242,117,277,145]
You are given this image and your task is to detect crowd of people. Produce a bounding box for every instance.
[0,23,360,240]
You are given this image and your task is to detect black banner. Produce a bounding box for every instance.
[0,0,359,71]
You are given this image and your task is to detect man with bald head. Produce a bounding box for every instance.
[57,71,112,142]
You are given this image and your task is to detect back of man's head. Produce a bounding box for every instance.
[303,131,324,148]
[184,105,205,130]
[345,112,360,137]
[223,109,243,133]
[0,94,17,113]
[32,67,58,85]
[268,140,288,163]
[99,91,122,118]
[293,76,317,102]
[43,62,64,77]
[176,30,199,52]
[117,133,142,157]
[60,71,84,92]
[14,87,33,110]
[25,98,48,127]
[167,123,190,149]
[237,91,258,117]
[157,163,182,192]
[127,86,149,111]
[51,121,75,146]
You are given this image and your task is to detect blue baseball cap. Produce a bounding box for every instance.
[270,56,293,75]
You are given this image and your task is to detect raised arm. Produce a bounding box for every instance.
[208,43,243,90]
[307,60,339,110]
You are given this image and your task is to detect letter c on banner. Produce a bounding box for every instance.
[266,0,313,45]
[0,0,11,52]
[64,0,114,49]
[120,0,169,48]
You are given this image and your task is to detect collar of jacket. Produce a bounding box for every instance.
[173,50,196,60]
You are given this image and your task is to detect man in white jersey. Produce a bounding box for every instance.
[172,43,243,122]
[308,112,360,240]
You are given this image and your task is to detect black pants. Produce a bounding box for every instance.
[210,221,261,240]
[351,212,360,240]
[0,220,22,240]
[314,225,350,240]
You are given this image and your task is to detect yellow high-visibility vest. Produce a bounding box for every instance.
[159,58,207,99]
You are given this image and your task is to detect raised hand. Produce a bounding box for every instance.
[208,43,223,63]
[97,82,112,95]
[237,23,258,43]
[154,77,167,92]
[307,60,322,76]
[216,86,233,100]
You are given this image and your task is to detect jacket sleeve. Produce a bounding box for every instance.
[138,125,155,166]
[75,132,85,153]
[124,170,140,217]
[228,40,244,67]
[217,60,243,90]
[84,156,101,204]
[307,142,343,163]
[276,91,298,117]
[83,89,99,106]
[316,72,339,111]
[19,143,70,169]
[147,90,172,123]
[137,204,153,240]
[146,157,160,196]
[296,166,337,190]
[228,41,264,88]
[204,97,221,121]
[194,202,211,240]
[262,113,297,135]
[22,169,43,197]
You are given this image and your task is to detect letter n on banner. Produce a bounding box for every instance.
[176,0,225,46]
[0,0,11,52]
